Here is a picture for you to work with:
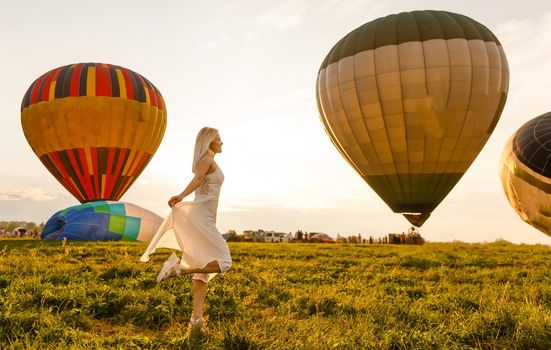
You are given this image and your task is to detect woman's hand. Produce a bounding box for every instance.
[168,195,183,207]
[167,153,214,208]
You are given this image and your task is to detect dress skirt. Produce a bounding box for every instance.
[140,195,232,283]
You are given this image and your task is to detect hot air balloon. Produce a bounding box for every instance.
[21,63,167,203]
[316,10,509,226]
[499,112,551,237]
[42,201,163,241]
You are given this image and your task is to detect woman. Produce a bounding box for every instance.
[140,127,232,332]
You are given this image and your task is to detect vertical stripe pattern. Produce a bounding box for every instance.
[21,63,166,111]
[38,148,148,202]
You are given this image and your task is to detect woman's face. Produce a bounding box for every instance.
[209,134,223,153]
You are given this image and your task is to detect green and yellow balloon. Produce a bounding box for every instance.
[316,10,509,226]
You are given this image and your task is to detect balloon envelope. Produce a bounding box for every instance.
[316,10,509,226]
[500,112,551,237]
[42,201,163,241]
[21,63,167,203]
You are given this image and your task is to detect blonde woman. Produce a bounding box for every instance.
[140,127,232,332]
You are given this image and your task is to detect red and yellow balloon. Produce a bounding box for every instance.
[21,63,167,203]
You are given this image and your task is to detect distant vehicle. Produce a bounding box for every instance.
[308,233,335,243]
[13,227,27,237]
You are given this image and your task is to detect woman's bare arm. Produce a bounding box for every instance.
[168,153,214,207]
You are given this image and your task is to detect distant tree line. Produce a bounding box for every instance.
[224,228,424,245]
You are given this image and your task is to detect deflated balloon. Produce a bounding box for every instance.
[500,112,551,237]
[21,63,167,203]
[42,201,163,241]
[316,10,509,226]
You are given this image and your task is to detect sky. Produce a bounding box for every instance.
[2,0,551,244]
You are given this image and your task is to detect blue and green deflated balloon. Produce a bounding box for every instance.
[42,201,163,242]
[316,10,509,226]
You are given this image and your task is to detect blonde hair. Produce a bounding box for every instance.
[192,127,219,173]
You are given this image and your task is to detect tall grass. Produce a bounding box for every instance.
[1,240,550,349]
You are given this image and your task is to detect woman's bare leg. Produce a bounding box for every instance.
[191,279,208,320]
[178,260,221,275]
[165,260,221,280]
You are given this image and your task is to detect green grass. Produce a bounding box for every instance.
[1,240,551,349]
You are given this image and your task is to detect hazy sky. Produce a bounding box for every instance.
[2,0,551,244]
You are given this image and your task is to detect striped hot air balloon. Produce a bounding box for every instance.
[500,112,551,237]
[21,63,167,203]
[42,201,163,241]
[316,10,509,226]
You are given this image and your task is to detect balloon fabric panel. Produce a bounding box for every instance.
[513,114,551,178]
[123,217,141,241]
[37,147,151,202]
[320,11,500,69]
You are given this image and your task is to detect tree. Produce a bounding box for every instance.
[226,230,238,242]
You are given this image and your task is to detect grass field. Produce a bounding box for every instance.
[1,240,551,349]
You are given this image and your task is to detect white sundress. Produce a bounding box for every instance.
[140,164,232,283]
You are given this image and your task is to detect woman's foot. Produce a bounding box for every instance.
[164,264,183,279]
[156,253,180,283]
[187,316,206,336]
